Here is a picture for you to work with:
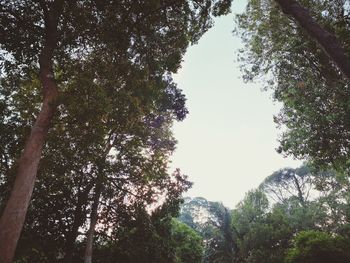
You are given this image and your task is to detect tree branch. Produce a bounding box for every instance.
[275,0,350,81]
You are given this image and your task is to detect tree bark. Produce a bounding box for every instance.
[275,0,350,82]
[84,182,103,263]
[83,139,114,263]
[0,2,63,262]
[64,182,94,263]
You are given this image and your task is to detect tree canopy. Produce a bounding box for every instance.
[2,0,350,262]
[0,0,232,262]
[235,0,350,172]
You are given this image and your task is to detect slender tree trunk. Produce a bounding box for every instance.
[275,0,350,81]
[64,182,94,263]
[83,139,114,263]
[0,59,58,263]
[292,174,305,206]
[0,2,63,262]
[84,182,103,263]
[64,222,82,263]
[222,208,237,263]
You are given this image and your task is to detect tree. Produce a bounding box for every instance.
[230,189,287,263]
[259,165,315,205]
[259,164,350,233]
[171,219,204,263]
[178,197,236,263]
[229,164,350,263]
[0,53,178,262]
[274,0,350,81]
[89,171,194,263]
[312,169,350,233]
[1,57,192,262]
[0,2,64,262]
[285,230,350,263]
[0,0,232,261]
[235,0,350,172]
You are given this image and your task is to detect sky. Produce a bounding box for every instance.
[170,0,302,208]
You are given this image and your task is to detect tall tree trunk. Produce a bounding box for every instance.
[83,138,114,263]
[64,218,83,263]
[84,182,103,263]
[222,208,237,263]
[64,182,94,263]
[275,0,350,81]
[0,2,63,262]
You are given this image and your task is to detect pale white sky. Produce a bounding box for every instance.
[171,0,302,208]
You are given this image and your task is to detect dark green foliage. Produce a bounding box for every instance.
[0,1,234,262]
[1,0,233,261]
[13,170,194,263]
[95,206,177,263]
[285,231,350,263]
[4,68,186,261]
[171,219,204,263]
[231,190,291,263]
[235,0,350,172]
[234,3,350,260]
[228,164,350,263]
[87,185,202,263]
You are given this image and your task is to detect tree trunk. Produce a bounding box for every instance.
[83,139,114,263]
[275,0,350,81]
[64,182,94,263]
[0,2,63,262]
[292,174,305,206]
[84,182,103,263]
[0,64,58,263]
[222,208,237,263]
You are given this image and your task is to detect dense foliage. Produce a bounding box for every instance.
[179,165,350,262]
[235,0,350,172]
[285,231,350,263]
[1,0,350,262]
[0,0,232,262]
